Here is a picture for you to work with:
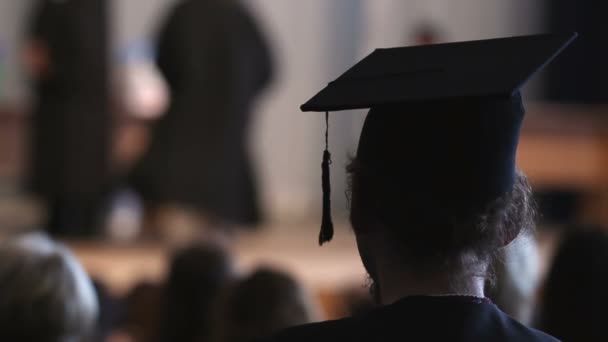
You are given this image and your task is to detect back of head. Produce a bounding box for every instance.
[539,227,608,341]
[0,233,98,341]
[349,154,536,280]
[346,95,538,287]
[121,282,163,342]
[218,268,316,342]
[161,243,232,342]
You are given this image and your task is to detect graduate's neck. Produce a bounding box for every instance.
[376,261,487,305]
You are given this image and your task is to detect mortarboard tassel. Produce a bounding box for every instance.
[319,111,334,245]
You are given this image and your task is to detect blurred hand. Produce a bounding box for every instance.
[23,39,51,79]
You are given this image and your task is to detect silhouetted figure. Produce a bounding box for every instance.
[213,268,317,342]
[161,244,233,342]
[129,0,273,240]
[119,282,163,342]
[538,228,608,341]
[24,0,111,237]
[263,34,576,341]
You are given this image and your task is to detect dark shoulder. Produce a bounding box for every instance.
[492,312,559,342]
[259,298,560,342]
[260,317,360,342]
[522,327,560,342]
[261,317,558,342]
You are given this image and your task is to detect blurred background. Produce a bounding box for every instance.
[0,0,607,341]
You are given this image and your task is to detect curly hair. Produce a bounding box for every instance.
[347,157,537,277]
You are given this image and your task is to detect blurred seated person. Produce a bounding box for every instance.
[485,233,541,325]
[0,233,98,341]
[262,34,575,341]
[537,227,608,341]
[114,281,163,342]
[160,243,234,342]
[213,268,318,342]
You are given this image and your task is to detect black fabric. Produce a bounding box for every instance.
[129,0,273,226]
[545,1,608,103]
[262,296,559,342]
[26,0,110,197]
[301,33,576,112]
[45,193,107,236]
[356,94,525,217]
[26,0,110,236]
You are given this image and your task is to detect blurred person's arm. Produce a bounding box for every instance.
[23,39,51,80]
[23,0,54,80]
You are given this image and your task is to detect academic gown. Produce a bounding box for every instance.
[262,296,559,342]
[129,0,273,226]
[26,0,110,234]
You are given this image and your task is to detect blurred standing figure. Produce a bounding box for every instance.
[129,0,273,242]
[24,0,111,237]
[161,244,234,342]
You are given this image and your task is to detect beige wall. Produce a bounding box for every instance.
[0,0,546,222]
[248,0,545,222]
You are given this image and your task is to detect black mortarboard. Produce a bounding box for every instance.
[302,33,577,245]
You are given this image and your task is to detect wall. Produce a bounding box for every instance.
[249,0,545,222]
[0,0,545,222]
[0,0,33,103]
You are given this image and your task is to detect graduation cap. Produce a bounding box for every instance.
[302,33,577,245]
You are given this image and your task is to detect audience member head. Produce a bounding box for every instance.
[485,233,540,325]
[0,232,98,341]
[214,268,317,342]
[538,227,608,341]
[120,281,163,342]
[348,155,537,303]
[161,243,233,342]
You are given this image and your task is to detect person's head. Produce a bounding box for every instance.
[215,268,317,342]
[120,282,163,342]
[539,227,608,341]
[297,34,575,304]
[161,243,233,342]
[0,233,98,341]
[338,96,538,304]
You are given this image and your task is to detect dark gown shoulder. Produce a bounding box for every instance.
[261,296,559,342]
